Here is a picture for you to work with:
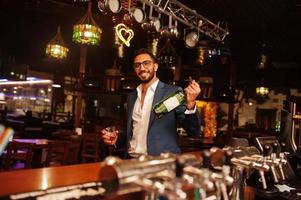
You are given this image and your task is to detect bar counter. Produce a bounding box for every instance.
[0,163,143,199]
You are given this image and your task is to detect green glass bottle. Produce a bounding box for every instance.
[153,90,185,118]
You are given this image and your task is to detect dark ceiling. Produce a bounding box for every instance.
[1,0,301,89]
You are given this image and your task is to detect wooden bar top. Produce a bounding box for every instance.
[0,163,101,196]
[0,162,145,199]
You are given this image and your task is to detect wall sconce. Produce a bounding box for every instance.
[98,0,122,13]
[184,31,199,48]
[256,86,269,96]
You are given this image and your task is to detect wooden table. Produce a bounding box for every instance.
[13,139,50,146]
[12,139,51,168]
[0,163,143,199]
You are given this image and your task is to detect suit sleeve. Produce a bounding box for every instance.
[175,87,201,138]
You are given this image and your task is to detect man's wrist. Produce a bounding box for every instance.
[186,102,196,110]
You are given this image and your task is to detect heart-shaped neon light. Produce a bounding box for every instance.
[115,23,134,47]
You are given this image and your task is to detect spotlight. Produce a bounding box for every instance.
[141,17,161,33]
[130,7,146,23]
[184,31,199,48]
[141,5,161,33]
[159,16,180,39]
[169,26,180,39]
[159,26,180,39]
[160,27,171,38]
[98,0,122,14]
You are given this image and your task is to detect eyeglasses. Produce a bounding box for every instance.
[133,60,153,69]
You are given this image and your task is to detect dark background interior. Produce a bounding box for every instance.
[0,0,301,90]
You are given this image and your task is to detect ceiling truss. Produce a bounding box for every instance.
[138,0,229,41]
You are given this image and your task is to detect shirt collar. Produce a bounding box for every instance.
[136,79,159,99]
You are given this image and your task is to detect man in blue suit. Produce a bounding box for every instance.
[102,48,201,157]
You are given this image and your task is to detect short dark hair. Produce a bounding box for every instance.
[133,48,157,63]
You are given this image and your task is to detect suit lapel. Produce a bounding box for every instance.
[148,81,166,131]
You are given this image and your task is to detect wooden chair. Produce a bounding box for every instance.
[2,142,34,171]
[44,141,69,167]
[81,133,102,163]
[65,136,81,165]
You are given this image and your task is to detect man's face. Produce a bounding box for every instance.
[133,53,158,83]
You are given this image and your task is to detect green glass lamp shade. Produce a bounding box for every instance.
[72,24,102,45]
[46,44,69,59]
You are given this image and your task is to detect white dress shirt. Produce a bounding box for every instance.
[128,80,196,157]
[128,79,159,157]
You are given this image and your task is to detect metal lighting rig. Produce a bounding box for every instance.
[137,0,229,42]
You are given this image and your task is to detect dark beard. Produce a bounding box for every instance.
[139,71,155,83]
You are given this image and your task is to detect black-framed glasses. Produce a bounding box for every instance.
[133,60,153,69]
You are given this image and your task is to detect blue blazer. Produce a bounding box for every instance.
[118,81,201,156]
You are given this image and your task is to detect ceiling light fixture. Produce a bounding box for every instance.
[46,26,69,59]
[73,2,102,45]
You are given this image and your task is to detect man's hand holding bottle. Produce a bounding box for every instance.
[101,126,119,146]
[184,77,201,110]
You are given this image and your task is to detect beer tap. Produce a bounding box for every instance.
[278,142,288,180]
[202,150,219,200]
[257,145,271,189]
[200,150,232,200]
[271,142,279,160]
[183,166,215,199]
[211,150,233,200]
[268,143,279,183]
[192,150,214,200]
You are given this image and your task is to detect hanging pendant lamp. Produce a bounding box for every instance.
[46,26,69,59]
[72,2,102,45]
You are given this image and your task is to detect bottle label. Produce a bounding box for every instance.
[153,91,185,118]
[163,96,180,112]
